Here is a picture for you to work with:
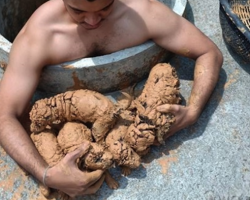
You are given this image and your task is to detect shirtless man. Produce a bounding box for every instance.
[0,0,223,198]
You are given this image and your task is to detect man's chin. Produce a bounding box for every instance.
[80,22,102,30]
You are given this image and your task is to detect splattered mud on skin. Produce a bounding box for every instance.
[178,48,190,57]
[190,63,216,111]
[0,61,7,70]
[29,89,119,142]
[194,64,208,79]
[188,91,202,112]
[125,63,181,152]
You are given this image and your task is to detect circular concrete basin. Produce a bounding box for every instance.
[0,0,187,94]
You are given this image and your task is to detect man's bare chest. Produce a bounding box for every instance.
[76,30,142,58]
[53,25,148,63]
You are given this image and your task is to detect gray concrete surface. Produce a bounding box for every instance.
[1,0,250,199]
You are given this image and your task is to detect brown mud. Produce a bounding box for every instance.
[29,63,181,199]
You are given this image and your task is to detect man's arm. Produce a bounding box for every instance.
[147,1,223,136]
[0,24,104,197]
[0,30,49,181]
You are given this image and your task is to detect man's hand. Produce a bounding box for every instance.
[157,104,199,139]
[45,142,105,198]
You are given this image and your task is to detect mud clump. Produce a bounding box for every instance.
[29,63,181,199]
[30,89,119,142]
[105,110,141,171]
[31,122,115,199]
[57,122,114,171]
[125,63,181,155]
[57,122,93,153]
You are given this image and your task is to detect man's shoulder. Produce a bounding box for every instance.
[13,1,65,54]
[19,0,67,43]
[121,0,152,9]
[121,0,171,17]
[26,0,65,28]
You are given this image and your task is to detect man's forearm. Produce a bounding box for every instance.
[0,115,48,182]
[188,50,223,118]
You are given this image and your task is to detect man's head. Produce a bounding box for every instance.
[63,0,115,29]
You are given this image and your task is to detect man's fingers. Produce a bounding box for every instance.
[82,174,106,195]
[164,129,175,140]
[84,169,105,187]
[157,104,185,114]
[64,141,90,163]
[157,104,175,113]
